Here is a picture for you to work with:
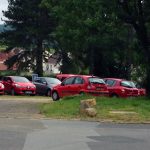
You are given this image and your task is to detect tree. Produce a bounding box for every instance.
[44,0,139,78]
[118,0,150,95]
[0,0,56,75]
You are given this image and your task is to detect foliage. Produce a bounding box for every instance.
[117,0,150,95]
[43,0,141,79]
[0,0,56,75]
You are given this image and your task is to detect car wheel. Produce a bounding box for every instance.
[46,89,51,97]
[79,91,85,96]
[52,91,59,101]
[11,89,15,96]
[111,94,118,98]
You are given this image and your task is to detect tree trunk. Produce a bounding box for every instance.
[35,39,43,76]
[89,47,94,75]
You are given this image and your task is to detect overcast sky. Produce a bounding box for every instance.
[0,0,8,24]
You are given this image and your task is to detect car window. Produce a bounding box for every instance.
[3,77,12,82]
[63,77,75,85]
[105,79,116,87]
[34,79,42,83]
[74,77,84,84]
[121,81,136,88]
[40,78,46,84]
[89,77,105,84]
[12,76,30,83]
[45,78,61,84]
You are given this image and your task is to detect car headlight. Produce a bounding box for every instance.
[14,84,22,88]
[121,89,125,93]
[0,84,4,88]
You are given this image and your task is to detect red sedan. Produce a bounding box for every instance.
[2,76,36,95]
[104,78,139,98]
[0,82,4,95]
[52,75,109,101]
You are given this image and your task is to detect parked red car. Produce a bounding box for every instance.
[0,82,4,95]
[104,78,139,98]
[2,76,36,95]
[52,75,109,101]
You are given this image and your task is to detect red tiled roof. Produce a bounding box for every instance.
[0,52,17,71]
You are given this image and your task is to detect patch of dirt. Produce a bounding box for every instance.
[0,96,52,119]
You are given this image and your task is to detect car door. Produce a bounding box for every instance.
[73,77,85,94]
[3,77,13,93]
[60,77,75,97]
[105,79,116,94]
[34,78,47,95]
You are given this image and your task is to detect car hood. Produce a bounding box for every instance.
[15,82,35,86]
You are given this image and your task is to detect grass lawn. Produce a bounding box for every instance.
[40,95,150,123]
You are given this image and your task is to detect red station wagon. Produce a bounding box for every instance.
[52,75,109,101]
[2,76,36,95]
[104,78,139,98]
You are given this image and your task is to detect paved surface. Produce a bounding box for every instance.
[0,118,150,150]
[0,96,150,150]
[0,96,51,118]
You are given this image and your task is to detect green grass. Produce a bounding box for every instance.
[0,45,7,51]
[40,95,150,123]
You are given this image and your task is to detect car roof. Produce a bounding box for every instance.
[104,78,131,82]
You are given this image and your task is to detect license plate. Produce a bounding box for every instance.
[25,91,32,94]
[96,87,102,90]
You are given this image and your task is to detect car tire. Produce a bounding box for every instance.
[46,89,51,97]
[79,91,85,95]
[52,91,59,101]
[111,94,118,98]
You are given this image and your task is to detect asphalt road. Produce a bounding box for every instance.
[0,96,150,150]
[0,118,150,150]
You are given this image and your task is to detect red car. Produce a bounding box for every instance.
[52,75,109,101]
[104,78,139,98]
[2,76,36,95]
[0,82,4,95]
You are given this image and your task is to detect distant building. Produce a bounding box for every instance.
[43,53,61,74]
[0,50,17,71]
[0,49,61,73]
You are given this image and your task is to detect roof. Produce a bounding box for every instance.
[0,51,17,71]
[104,78,128,82]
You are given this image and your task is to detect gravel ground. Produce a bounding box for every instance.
[0,95,52,119]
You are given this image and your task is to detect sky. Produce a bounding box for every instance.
[0,0,8,24]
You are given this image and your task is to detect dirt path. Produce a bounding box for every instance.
[0,96,52,119]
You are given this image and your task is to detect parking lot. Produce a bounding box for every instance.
[0,96,51,119]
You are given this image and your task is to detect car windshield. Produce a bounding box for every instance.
[45,78,61,84]
[12,77,30,83]
[89,77,105,84]
[121,81,136,88]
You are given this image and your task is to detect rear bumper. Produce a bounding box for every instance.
[85,91,109,96]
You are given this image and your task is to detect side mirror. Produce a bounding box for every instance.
[43,81,47,85]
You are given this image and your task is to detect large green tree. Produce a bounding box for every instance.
[118,0,150,95]
[44,0,138,78]
[0,0,56,75]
